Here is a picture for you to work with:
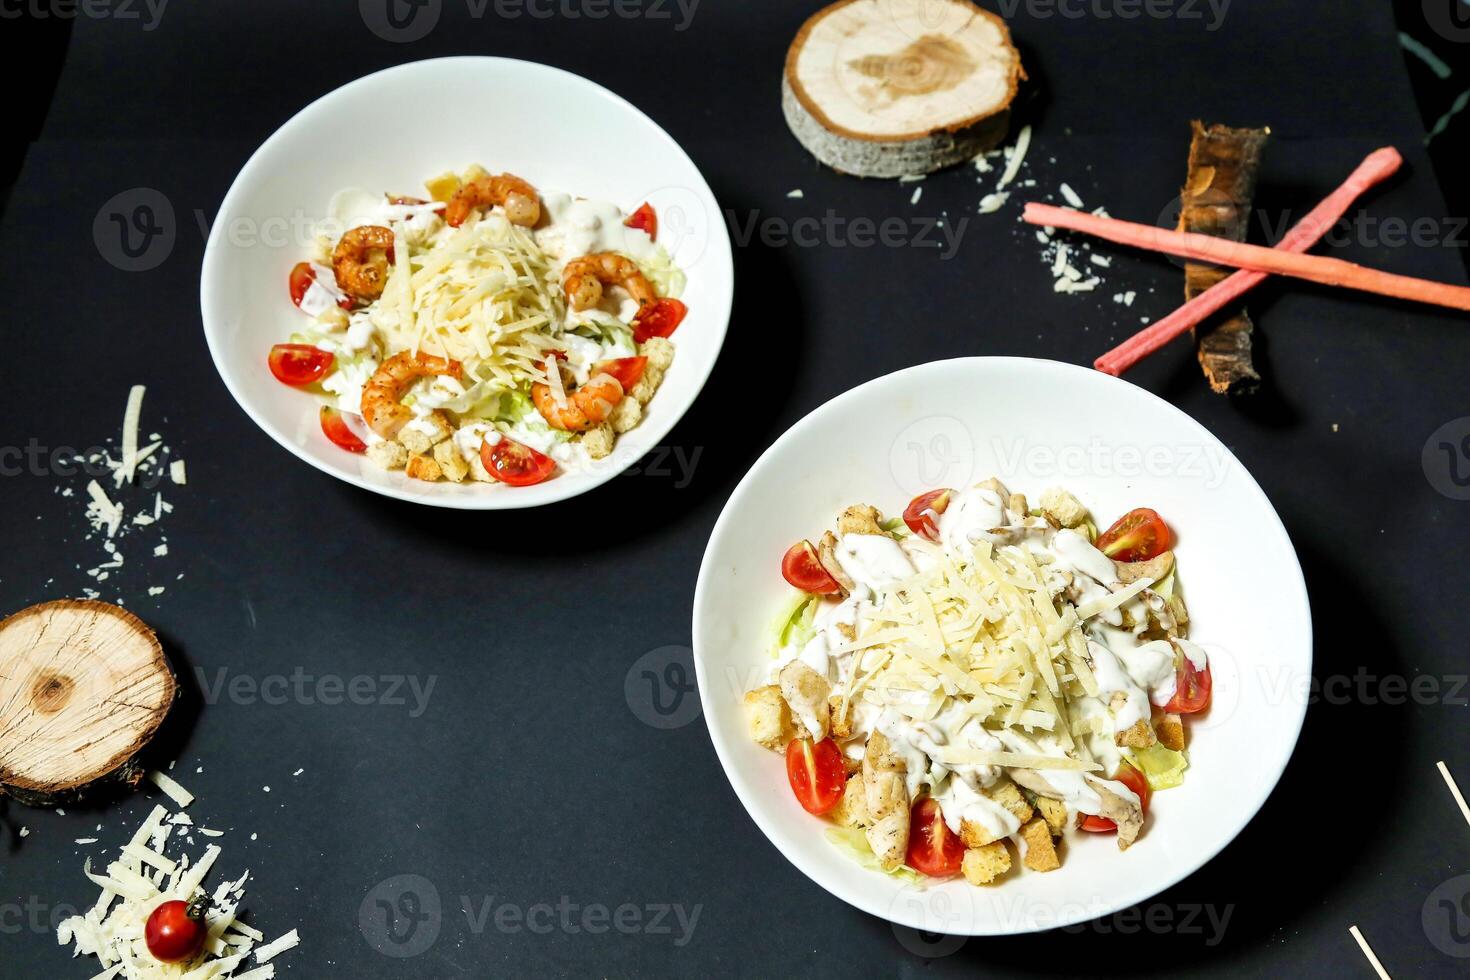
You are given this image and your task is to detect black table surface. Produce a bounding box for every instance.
[4,1,1469,977]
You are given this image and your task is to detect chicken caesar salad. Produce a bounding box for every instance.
[744,478,1211,885]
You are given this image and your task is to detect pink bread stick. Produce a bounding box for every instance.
[1092,147,1403,376]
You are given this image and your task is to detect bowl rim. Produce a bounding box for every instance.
[199,55,733,510]
[692,355,1313,934]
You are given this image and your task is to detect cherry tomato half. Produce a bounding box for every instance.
[288,261,351,311]
[1095,507,1172,562]
[144,899,207,963]
[319,406,367,453]
[781,540,842,595]
[902,489,952,541]
[267,343,334,386]
[632,298,688,344]
[624,202,657,240]
[481,436,556,487]
[785,737,846,815]
[593,356,647,391]
[1079,762,1151,833]
[906,797,966,876]
[1165,654,1212,714]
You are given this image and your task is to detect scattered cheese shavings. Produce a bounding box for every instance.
[114,385,146,487]
[979,192,1009,214]
[996,124,1032,190]
[787,189,804,199]
[1348,925,1392,980]
[253,929,299,964]
[910,186,923,205]
[898,174,926,184]
[1059,182,1084,209]
[148,770,194,808]
[1437,760,1470,829]
[19,826,29,838]
[75,838,100,845]
[170,460,187,485]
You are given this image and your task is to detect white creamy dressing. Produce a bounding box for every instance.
[535,192,656,265]
[833,533,916,599]
[298,262,349,317]
[774,485,1191,834]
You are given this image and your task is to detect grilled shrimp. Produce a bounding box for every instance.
[531,365,624,432]
[360,351,462,438]
[561,252,658,312]
[444,173,541,228]
[332,225,396,302]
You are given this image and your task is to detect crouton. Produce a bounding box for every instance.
[405,453,442,482]
[432,440,470,483]
[961,842,1012,885]
[837,504,884,536]
[780,661,831,741]
[1033,797,1068,837]
[1114,550,1175,585]
[467,450,496,483]
[1007,493,1029,517]
[365,440,408,471]
[581,424,616,459]
[976,477,1010,499]
[743,685,794,752]
[424,171,461,202]
[829,696,853,739]
[1020,818,1061,872]
[1039,487,1089,528]
[398,411,452,455]
[828,774,870,829]
[960,817,1004,849]
[461,164,489,183]
[640,335,675,372]
[609,395,642,434]
[1155,712,1185,751]
[987,780,1035,824]
[628,363,666,406]
[1115,718,1158,749]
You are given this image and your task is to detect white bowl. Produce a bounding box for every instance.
[693,357,1312,934]
[201,57,732,509]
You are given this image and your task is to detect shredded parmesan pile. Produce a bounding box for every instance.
[61,385,185,600]
[56,796,297,979]
[371,213,563,387]
[835,536,1149,772]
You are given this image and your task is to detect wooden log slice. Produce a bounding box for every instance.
[0,600,176,807]
[783,0,1023,178]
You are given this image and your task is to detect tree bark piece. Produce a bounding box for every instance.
[0,600,176,807]
[783,0,1022,178]
[1177,120,1271,394]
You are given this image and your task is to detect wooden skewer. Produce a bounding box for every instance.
[1093,147,1403,377]
[1024,200,1470,313]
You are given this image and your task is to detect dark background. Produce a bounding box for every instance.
[2,1,1469,977]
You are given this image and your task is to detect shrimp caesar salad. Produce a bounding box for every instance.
[744,479,1212,886]
[266,166,688,487]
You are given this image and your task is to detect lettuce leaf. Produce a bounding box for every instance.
[1128,744,1189,791]
[824,826,924,883]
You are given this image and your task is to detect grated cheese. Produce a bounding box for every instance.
[147,771,194,808]
[114,385,145,487]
